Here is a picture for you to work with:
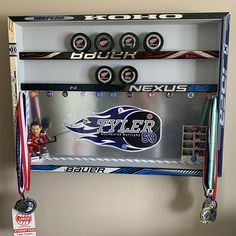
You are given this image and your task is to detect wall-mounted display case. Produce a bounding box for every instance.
[8,12,230,177]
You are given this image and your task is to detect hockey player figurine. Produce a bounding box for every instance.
[28,121,49,157]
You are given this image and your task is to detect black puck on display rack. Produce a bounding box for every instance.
[94,33,114,52]
[143,32,164,52]
[119,66,138,84]
[119,32,139,52]
[95,66,115,84]
[71,33,91,52]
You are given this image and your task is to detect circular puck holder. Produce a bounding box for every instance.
[71,33,91,52]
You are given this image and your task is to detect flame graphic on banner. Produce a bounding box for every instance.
[65,105,160,152]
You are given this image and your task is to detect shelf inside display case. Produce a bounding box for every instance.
[21,83,218,92]
[19,50,219,60]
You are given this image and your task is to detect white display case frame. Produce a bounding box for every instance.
[8,12,230,176]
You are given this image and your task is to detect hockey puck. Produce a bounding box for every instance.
[143,32,164,52]
[14,198,37,215]
[71,33,91,52]
[95,66,115,84]
[23,198,37,215]
[119,32,139,52]
[119,66,138,84]
[14,199,28,213]
[94,33,114,52]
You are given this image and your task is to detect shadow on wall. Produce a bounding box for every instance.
[1,17,15,150]
[153,177,236,236]
[169,177,194,212]
[0,15,19,232]
[0,16,15,167]
[0,192,17,229]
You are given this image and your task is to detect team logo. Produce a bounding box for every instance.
[16,213,32,225]
[65,105,162,152]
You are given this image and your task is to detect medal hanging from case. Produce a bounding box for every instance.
[14,92,37,215]
[200,96,218,223]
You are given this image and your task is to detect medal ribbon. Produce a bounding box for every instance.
[16,92,31,194]
[16,117,24,194]
[203,96,218,200]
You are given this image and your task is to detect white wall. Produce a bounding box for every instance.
[0,1,236,236]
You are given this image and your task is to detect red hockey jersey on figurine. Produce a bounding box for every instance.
[28,132,49,156]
